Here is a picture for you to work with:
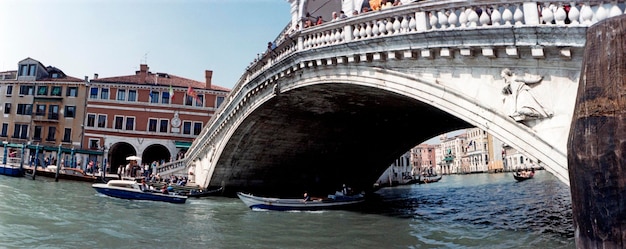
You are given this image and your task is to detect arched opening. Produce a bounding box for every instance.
[142,144,171,166]
[108,142,136,174]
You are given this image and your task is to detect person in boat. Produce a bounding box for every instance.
[303,192,311,202]
[161,185,169,195]
[139,180,149,192]
[341,184,353,195]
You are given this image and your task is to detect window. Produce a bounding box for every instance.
[148,119,158,132]
[66,87,78,97]
[13,124,28,139]
[117,89,126,101]
[89,87,98,99]
[36,104,46,116]
[63,128,71,142]
[185,95,193,106]
[182,121,192,135]
[159,119,168,133]
[37,86,48,95]
[100,88,109,100]
[217,96,225,108]
[51,86,62,96]
[114,116,123,130]
[47,126,56,141]
[48,105,59,120]
[195,94,204,107]
[128,90,137,101]
[19,85,34,95]
[161,92,170,104]
[89,139,99,149]
[150,91,159,103]
[3,103,10,114]
[19,65,28,76]
[193,122,202,135]
[64,106,76,118]
[28,64,36,76]
[86,114,96,127]
[16,104,32,115]
[6,85,12,95]
[125,117,135,130]
[97,114,106,128]
[33,126,42,140]
[1,123,7,137]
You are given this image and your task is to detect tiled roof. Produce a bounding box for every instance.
[39,75,85,82]
[92,72,230,92]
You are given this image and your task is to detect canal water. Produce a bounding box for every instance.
[0,170,573,248]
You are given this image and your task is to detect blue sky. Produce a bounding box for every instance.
[0,0,291,89]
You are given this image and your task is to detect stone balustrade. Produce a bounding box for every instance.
[155,158,186,176]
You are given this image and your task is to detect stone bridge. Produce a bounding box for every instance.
[174,0,626,196]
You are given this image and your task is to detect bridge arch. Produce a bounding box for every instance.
[198,63,570,195]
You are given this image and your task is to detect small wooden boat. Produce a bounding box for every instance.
[513,172,533,182]
[237,192,365,211]
[92,180,187,204]
[513,169,535,182]
[180,187,223,198]
[25,166,97,182]
[418,175,442,184]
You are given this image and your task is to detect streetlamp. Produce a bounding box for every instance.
[2,141,8,165]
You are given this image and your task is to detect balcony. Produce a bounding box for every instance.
[32,113,59,123]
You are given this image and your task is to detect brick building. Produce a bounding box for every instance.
[84,64,229,173]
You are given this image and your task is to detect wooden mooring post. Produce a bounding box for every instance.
[568,15,626,249]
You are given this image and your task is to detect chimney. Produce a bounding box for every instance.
[139,64,149,83]
[205,70,213,89]
[94,73,98,79]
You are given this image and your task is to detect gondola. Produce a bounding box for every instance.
[237,192,365,211]
[513,169,535,182]
[180,187,223,198]
[417,175,442,184]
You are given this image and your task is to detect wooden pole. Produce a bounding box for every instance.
[568,15,626,249]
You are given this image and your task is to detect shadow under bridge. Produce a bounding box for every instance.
[210,83,470,196]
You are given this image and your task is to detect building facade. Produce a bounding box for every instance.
[84,64,230,173]
[462,128,489,173]
[0,58,90,166]
[438,133,466,174]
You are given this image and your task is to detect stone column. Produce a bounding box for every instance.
[567,15,626,249]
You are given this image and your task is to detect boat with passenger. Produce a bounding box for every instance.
[92,180,187,204]
[513,168,535,182]
[237,191,365,211]
[417,174,442,184]
[180,186,223,198]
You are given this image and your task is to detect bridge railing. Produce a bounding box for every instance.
[235,1,625,94]
[185,0,626,170]
[155,159,187,176]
